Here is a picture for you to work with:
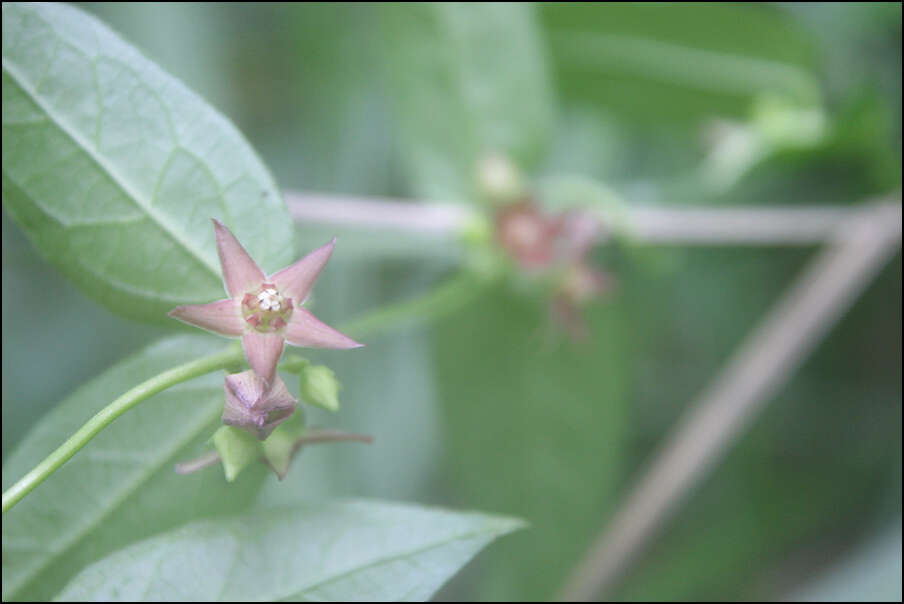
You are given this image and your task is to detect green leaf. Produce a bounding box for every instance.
[55,500,525,601]
[1,2,294,324]
[431,287,628,600]
[380,3,554,203]
[1,335,266,601]
[541,3,820,123]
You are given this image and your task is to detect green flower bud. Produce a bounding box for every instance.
[476,152,525,206]
[300,364,341,412]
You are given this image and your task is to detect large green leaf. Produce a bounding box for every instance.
[55,500,524,601]
[380,3,554,203]
[1,2,294,324]
[431,287,628,600]
[541,3,820,123]
[1,335,266,601]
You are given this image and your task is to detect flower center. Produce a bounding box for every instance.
[242,283,294,333]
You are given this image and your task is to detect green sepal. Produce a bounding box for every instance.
[261,410,306,480]
[212,426,262,482]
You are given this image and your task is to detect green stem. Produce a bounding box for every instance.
[1,271,489,514]
[1,343,244,514]
[338,271,488,339]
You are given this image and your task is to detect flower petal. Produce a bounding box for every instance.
[242,331,285,384]
[213,219,266,297]
[168,299,243,336]
[285,308,364,349]
[269,238,335,303]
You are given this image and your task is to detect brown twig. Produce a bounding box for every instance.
[557,200,902,601]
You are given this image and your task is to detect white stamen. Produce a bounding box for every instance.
[255,287,285,314]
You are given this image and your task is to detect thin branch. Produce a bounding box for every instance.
[285,191,886,245]
[293,430,374,449]
[286,191,471,234]
[338,271,488,339]
[557,199,902,601]
[626,205,856,245]
[2,343,245,514]
[174,450,222,475]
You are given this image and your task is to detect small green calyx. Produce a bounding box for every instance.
[242,283,294,333]
[212,425,262,482]
[261,410,306,480]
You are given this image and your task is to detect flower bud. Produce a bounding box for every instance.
[495,201,559,269]
[300,364,341,412]
[477,153,525,205]
[222,370,297,440]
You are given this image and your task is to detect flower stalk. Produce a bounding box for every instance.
[1,343,244,514]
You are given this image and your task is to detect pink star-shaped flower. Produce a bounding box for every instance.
[169,219,363,384]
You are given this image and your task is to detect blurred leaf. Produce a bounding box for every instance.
[613,250,902,601]
[295,220,466,265]
[786,519,902,602]
[785,2,902,113]
[55,500,524,601]
[432,287,628,600]
[1,335,266,601]
[1,2,294,324]
[698,92,901,204]
[380,3,554,203]
[1,209,167,456]
[541,3,820,123]
[616,375,901,601]
[209,4,398,196]
[282,3,396,194]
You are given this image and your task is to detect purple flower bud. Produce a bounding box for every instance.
[221,370,297,440]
